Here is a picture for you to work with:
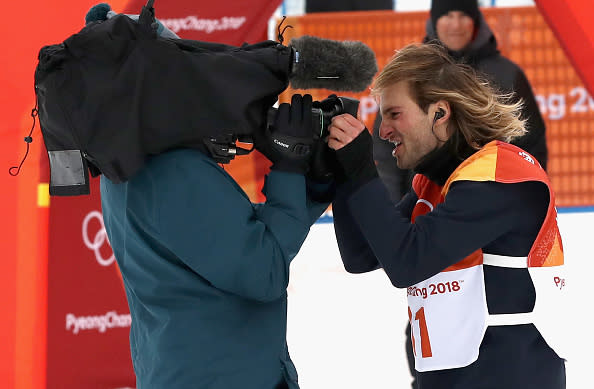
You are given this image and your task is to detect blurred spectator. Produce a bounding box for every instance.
[373,0,548,203]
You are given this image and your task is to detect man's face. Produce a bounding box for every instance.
[436,11,475,51]
[378,81,446,170]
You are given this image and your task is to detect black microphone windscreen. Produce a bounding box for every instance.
[289,35,378,92]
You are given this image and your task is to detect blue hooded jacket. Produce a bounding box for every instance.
[101,149,329,388]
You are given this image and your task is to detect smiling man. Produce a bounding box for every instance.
[326,43,566,389]
[371,0,547,211]
[426,0,547,169]
[370,6,551,383]
[375,80,448,170]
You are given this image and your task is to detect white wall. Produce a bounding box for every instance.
[287,211,592,388]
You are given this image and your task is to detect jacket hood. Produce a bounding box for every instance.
[423,12,499,65]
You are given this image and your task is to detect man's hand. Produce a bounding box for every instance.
[254,94,315,174]
[327,113,366,150]
[327,113,378,187]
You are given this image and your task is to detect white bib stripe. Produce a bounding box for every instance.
[482,254,528,268]
[487,312,534,326]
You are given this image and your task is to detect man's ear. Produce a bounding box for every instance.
[433,108,445,122]
[430,101,453,142]
[432,101,451,123]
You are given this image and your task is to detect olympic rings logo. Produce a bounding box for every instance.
[82,210,115,267]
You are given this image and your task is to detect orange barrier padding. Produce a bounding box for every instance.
[275,7,594,207]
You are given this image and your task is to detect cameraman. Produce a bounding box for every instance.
[101,94,331,389]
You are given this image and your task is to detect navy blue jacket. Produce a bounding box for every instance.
[101,149,329,389]
[332,146,565,388]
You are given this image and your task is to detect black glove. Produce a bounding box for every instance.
[308,94,342,182]
[335,129,378,189]
[255,94,315,174]
[305,138,339,202]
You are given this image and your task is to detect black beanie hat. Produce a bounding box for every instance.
[430,0,480,27]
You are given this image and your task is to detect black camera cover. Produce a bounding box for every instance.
[34,5,293,195]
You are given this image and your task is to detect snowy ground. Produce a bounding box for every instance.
[287,210,592,388]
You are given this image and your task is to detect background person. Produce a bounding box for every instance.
[327,43,565,389]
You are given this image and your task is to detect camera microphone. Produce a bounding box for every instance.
[288,35,378,92]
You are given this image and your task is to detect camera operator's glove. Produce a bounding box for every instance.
[335,129,378,191]
[254,94,315,174]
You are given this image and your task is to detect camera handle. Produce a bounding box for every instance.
[338,97,360,118]
[309,96,360,182]
[203,135,252,164]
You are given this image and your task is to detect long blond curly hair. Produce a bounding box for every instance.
[372,43,526,149]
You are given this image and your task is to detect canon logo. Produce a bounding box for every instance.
[160,15,247,34]
[65,311,131,335]
[274,139,290,149]
[82,210,115,267]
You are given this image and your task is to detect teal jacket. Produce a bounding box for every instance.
[101,149,329,389]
